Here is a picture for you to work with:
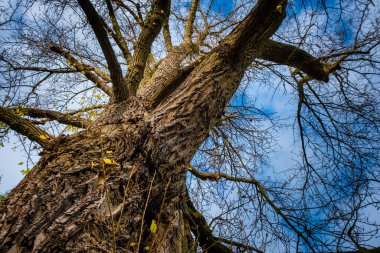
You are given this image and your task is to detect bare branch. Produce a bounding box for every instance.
[217,237,265,253]
[49,45,112,96]
[185,189,263,253]
[183,0,199,44]
[222,0,287,64]
[162,18,172,51]
[77,0,128,102]
[258,39,331,82]
[187,165,258,184]
[14,108,91,129]
[125,0,171,96]
[0,107,52,148]
[67,104,105,115]
[7,66,78,74]
[188,156,315,252]
[111,0,143,25]
[105,0,132,63]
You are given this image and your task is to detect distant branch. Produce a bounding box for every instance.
[49,45,112,96]
[217,237,264,253]
[105,0,132,63]
[7,66,79,74]
[322,247,380,253]
[188,161,315,252]
[0,55,80,74]
[111,0,143,25]
[185,189,263,253]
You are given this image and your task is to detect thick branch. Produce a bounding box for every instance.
[82,63,111,82]
[149,0,288,168]
[258,39,331,82]
[49,45,112,96]
[222,0,287,64]
[162,18,173,50]
[125,0,171,96]
[14,108,91,129]
[147,62,197,108]
[144,2,287,108]
[296,60,340,85]
[0,107,52,148]
[137,44,195,102]
[77,0,128,102]
[183,0,199,44]
[166,1,285,89]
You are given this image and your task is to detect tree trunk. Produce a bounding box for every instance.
[0,99,196,252]
[0,51,238,251]
[0,1,288,251]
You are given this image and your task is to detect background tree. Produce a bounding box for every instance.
[0,0,379,252]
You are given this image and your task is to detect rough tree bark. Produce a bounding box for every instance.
[0,0,341,252]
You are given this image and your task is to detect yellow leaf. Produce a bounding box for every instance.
[21,168,31,175]
[150,219,158,234]
[13,109,24,116]
[103,158,112,164]
[91,161,95,169]
[130,242,136,247]
[39,135,49,140]
[103,158,118,165]
[106,150,113,154]
[276,4,282,13]
[67,125,78,132]
[18,162,24,165]
[187,166,192,171]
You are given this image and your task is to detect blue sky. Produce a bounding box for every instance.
[178,0,233,16]
[0,134,29,193]
[204,0,233,16]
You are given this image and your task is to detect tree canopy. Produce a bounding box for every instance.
[0,0,379,252]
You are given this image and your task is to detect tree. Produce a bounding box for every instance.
[0,0,379,252]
